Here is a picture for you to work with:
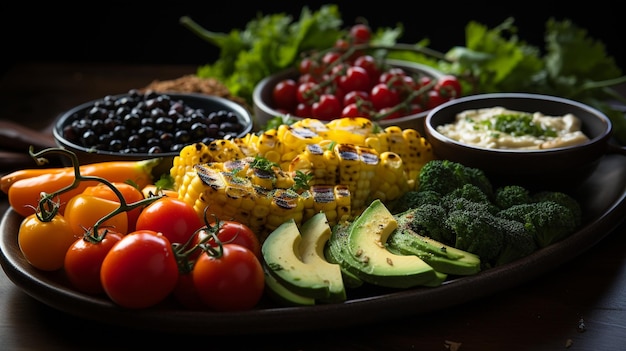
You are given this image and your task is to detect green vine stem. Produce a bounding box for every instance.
[29,146,163,241]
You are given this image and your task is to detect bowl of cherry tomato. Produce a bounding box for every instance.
[253,58,460,135]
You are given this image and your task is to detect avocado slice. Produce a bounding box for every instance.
[325,221,364,288]
[387,227,481,276]
[262,215,346,301]
[298,212,347,302]
[263,266,315,306]
[344,199,439,288]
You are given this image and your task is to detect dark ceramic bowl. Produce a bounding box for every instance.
[424,93,626,190]
[253,59,445,135]
[52,92,253,174]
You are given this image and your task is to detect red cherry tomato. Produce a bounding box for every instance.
[296,82,318,104]
[435,75,462,99]
[311,94,342,121]
[298,57,322,76]
[191,220,261,260]
[321,51,342,68]
[294,102,312,118]
[192,244,265,311]
[100,230,179,309]
[425,89,450,110]
[64,229,123,294]
[272,78,298,111]
[370,83,400,110]
[338,66,371,93]
[342,102,371,118]
[349,24,372,44]
[135,197,203,245]
[343,90,370,106]
[172,272,206,310]
[353,55,381,83]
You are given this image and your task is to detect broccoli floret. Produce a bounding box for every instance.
[497,200,580,248]
[493,217,538,267]
[446,210,504,264]
[442,196,500,215]
[417,160,493,198]
[494,185,532,209]
[441,183,496,208]
[396,204,455,245]
[387,189,442,214]
[532,191,582,226]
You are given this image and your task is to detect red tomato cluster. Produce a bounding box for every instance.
[270,24,462,121]
[17,182,265,311]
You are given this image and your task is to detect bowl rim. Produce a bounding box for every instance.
[424,92,613,154]
[53,92,253,158]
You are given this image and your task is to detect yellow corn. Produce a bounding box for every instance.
[170,142,213,189]
[171,117,437,241]
[365,126,435,188]
[369,151,412,202]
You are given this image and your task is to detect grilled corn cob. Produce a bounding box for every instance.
[170,117,436,239]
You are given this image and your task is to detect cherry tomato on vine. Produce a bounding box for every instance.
[64,194,128,237]
[295,103,312,118]
[296,81,318,104]
[311,93,342,121]
[425,89,450,110]
[435,75,462,99]
[18,213,78,271]
[191,220,261,260]
[342,102,371,118]
[353,54,381,83]
[338,66,371,93]
[370,83,401,110]
[82,182,144,232]
[349,23,372,44]
[321,51,342,68]
[343,90,370,106]
[192,243,265,311]
[100,230,179,309]
[135,197,203,245]
[272,78,298,111]
[64,229,123,294]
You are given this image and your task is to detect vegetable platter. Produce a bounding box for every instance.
[1,150,625,335]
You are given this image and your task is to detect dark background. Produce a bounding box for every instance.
[2,2,624,71]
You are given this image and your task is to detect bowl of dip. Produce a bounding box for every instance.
[424,93,624,190]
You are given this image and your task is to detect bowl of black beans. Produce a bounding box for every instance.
[53,89,253,171]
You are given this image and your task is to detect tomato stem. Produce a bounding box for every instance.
[27,146,163,239]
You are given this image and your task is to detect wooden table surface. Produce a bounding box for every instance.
[1,62,625,351]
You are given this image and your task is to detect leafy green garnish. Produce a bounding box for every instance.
[180,5,345,105]
[488,113,557,137]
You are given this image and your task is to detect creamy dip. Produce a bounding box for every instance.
[436,106,590,150]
